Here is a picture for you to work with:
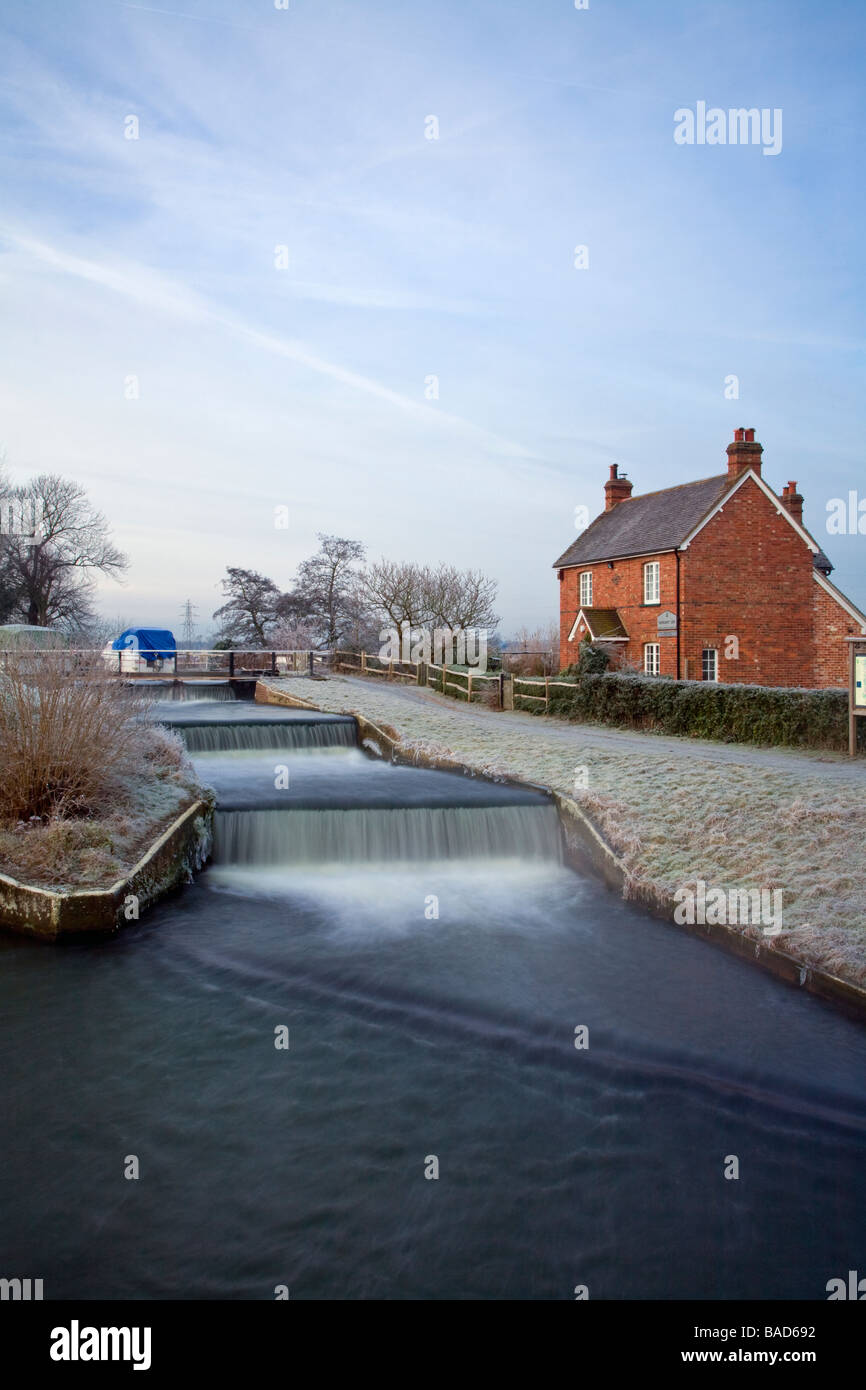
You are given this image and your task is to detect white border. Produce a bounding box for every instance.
[679,469,820,554]
[813,569,866,632]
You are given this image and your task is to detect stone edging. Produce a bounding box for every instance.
[257,679,866,1020]
[0,800,214,940]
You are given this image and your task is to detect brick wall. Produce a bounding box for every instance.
[812,581,861,687]
[680,477,814,687]
[559,552,678,674]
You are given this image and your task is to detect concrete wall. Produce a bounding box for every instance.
[0,800,213,940]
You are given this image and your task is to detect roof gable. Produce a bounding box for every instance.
[679,468,820,555]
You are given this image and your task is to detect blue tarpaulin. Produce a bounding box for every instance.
[111,629,176,663]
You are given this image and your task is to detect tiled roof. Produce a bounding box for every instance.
[553,475,730,568]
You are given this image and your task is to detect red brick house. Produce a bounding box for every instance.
[554,429,866,687]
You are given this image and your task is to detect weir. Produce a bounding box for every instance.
[162,700,562,868]
[154,705,357,753]
[136,679,238,702]
[213,803,563,866]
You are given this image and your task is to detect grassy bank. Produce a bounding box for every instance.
[0,654,207,892]
[262,676,866,990]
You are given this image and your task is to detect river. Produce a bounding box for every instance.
[1,695,865,1300]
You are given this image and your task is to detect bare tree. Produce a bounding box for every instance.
[295,534,366,648]
[270,615,321,650]
[426,564,499,632]
[359,559,433,630]
[213,567,282,646]
[2,474,127,631]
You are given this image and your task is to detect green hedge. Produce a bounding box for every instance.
[515,672,858,750]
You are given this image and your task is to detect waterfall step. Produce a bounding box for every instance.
[154,705,357,752]
[213,804,564,865]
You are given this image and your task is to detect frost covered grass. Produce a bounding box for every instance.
[268,676,866,988]
[0,655,206,890]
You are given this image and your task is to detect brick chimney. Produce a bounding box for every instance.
[604,463,633,511]
[726,426,763,479]
[780,481,804,525]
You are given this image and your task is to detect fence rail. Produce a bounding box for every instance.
[332,651,509,707]
[512,676,579,712]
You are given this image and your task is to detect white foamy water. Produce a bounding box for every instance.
[207,858,581,940]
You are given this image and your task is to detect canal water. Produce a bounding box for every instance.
[1,698,865,1300]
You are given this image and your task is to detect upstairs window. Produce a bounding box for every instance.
[643,561,660,605]
[702,648,719,682]
[579,571,593,607]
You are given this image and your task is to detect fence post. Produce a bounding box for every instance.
[498,672,504,710]
[442,663,447,693]
[229,651,235,678]
[117,650,122,676]
[544,676,549,711]
[309,650,314,676]
[270,651,276,676]
[467,672,472,702]
[361,651,367,674]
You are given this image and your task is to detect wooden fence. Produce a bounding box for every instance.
[332,651,506,707]
[512,675,579,712]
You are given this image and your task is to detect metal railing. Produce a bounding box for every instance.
[0,648,332,679]
[106,649,327,677]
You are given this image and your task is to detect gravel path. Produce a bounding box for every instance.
[264,673,866,987]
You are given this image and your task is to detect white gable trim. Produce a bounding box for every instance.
[567,608,630,643]
[679,469,820,554]
[813,569,866,632]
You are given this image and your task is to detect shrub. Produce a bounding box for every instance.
[0,651,153,823]
[544,670,854,750]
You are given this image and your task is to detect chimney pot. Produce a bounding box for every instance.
[604,462,633,511]
[726,427,763,479]
[780,480,804,525]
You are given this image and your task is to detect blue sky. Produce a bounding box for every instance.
[0,0,864,635]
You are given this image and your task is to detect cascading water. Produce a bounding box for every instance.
[135,679,238,702]
[5,696,866,1301]
[154,704,357,752]
[214,803,563,866]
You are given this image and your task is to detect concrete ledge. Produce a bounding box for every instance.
[0,800,214,940]
[257,679,866,1021]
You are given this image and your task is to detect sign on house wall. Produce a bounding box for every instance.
[657,610,678,635]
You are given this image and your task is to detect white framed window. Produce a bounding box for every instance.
[579,571,593,607]
[701,648,718,682]
[643,561,660,605]
[644,642,660,676]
